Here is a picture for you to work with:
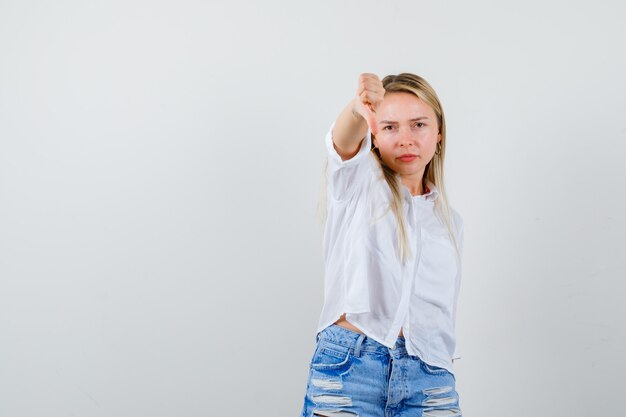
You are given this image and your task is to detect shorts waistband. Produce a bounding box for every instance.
[316,324,408,357]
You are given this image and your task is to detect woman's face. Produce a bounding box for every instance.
[372,92,441,180]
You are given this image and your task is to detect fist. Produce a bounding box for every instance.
[353,73,385,135]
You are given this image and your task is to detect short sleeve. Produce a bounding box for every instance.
[452,210,464,361]
[325,122,374,201]
[452,347,461,361]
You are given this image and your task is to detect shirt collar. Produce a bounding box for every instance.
[402,180,439,202]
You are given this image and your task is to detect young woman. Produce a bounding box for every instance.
[300,73,465,417]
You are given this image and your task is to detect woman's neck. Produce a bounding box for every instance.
[400,175,426,196]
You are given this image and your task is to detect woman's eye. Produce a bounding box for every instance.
[414,122,425,128]
[382,125,393,131]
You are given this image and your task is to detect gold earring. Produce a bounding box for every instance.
[435,142,442,155]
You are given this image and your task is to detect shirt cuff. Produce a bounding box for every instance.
[452,344,461,361]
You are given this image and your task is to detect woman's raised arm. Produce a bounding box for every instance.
[331,73,385,161]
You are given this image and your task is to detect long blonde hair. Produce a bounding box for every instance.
[377,73,460,263]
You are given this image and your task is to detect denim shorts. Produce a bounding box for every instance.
[300,324,462,417]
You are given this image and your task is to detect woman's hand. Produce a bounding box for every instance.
[352,73,385,135]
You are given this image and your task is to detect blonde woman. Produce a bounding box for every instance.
[300,73,465,417]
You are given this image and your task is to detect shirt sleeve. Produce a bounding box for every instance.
[325,122,374,201]
[452,212,465,361]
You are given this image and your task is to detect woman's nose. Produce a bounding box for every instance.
[398,128,416,147]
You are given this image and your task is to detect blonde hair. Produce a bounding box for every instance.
[377,73,460,263]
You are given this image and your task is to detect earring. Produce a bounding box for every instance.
[435,142,442,155]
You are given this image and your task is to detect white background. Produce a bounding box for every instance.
[1,1,625,416]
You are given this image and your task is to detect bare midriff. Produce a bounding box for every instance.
[334,313,404,337]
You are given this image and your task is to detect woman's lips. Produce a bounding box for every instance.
[397,154,417,162]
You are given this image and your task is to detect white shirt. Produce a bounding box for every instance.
[317,123,464,374]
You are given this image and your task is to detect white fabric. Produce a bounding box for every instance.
[317,123,464,374]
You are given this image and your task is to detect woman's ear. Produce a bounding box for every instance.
[372,134,378,149]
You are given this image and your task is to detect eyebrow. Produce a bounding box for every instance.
[379,117,430,124]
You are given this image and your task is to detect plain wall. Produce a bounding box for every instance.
[1,1,625,416]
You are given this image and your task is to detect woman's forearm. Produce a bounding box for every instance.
[332,98,369,161]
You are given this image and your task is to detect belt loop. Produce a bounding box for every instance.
[353,334,366,358]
